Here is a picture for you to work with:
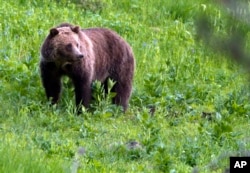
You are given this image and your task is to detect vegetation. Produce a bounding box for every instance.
[0,0,250,172]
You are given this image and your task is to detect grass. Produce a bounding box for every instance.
[0,0,250,172]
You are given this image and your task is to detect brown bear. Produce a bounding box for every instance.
[40,23,135,113]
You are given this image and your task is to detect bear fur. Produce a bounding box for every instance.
[40,23,135,112]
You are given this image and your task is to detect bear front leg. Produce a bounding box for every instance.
[73,78,92,113]
[40,62,62,104]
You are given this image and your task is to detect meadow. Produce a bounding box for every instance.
[0,0,250,172]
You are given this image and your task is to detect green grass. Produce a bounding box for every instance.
[1,0,250,172]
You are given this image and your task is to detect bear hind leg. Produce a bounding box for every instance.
[112,82,132,112]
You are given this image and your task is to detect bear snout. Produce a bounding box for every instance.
[77,54,84,59]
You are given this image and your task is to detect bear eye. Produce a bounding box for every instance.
[66,44,72,51]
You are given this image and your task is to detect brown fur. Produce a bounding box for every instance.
[40,23,135,113]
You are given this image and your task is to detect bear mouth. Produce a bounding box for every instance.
[61,59,81,67]
[64,59,81,63]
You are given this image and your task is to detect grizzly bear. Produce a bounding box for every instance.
[40,23,135,113]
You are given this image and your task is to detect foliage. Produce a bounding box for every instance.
[0,0,250,172]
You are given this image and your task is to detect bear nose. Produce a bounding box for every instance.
[78,54,84,59]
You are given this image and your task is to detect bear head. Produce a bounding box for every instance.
[43,26,84,67]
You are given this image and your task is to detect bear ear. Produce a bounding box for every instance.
[71,26,80,33]
[49,28,59,38]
